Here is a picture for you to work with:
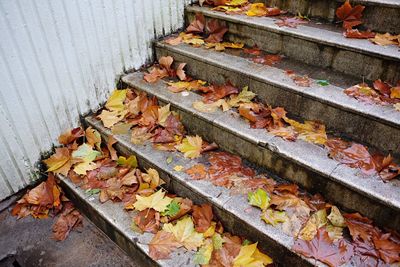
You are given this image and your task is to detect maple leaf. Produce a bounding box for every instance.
[373,234,400,264]
[344,29,375,39]
[252,54,282,66]
[336,0,365,30]
[157,103,171,127]
[159,56,174,74]
[85,127,101,151]
[285,70,311,87]
[98,109,128,128]
[233,243,273,266]
[133,208,160,233]
[133,189,172,212]
[186,13,205,33]
[343,213,379,243]
[293,228,354,267]
[248,188,270,210]
[327,206,346,227]
[192,204,214,233]
[72,144,101,175]
[185,164,208,180]
[246,3,268,17]
[116,155,138,168]
[205,19,228,43]
[161,200,181,217]
[194,239,213,265]
[148,230,182,260]
[193,99,229,113]
[275,17,309,28]
[168,80,207,93]
[227,86,256,107]
[52,202,82,241]
[176,135,203,159]
[203,82,240,103]
[43,147,72,175]
[131,127,152,145]
[370,33,400,46]
[283,117,327,145]
[144,67,168,83]
[164,35,182,45]
[105,89,127,111]
[58,127,84,145]
[299,209,327,241]
[176,63,187,81]
[168,198,193,221]
[261,208,287,226]
[163,216,204,250]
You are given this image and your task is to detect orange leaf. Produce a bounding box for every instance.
[149,231,182,260]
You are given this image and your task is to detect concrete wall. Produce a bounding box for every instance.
[0,0,195,200]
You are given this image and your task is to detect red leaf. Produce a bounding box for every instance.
[336,0,365,29]
[186,13,205,33]
[293,228,354,267]
[203,82,239,103]
[205,19,228,43]
[192,203,213,233]
[344,29,376,39]
[252,54,282,66]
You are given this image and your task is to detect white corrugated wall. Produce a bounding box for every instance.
[0,0,196,200]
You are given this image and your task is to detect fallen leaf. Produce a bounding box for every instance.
[105,89,127,112]
[168,80,207,93]
[369,33,399,46]
[173,165,184,172]
[252,54,282,66]
[205,19,228,43]
[163,216,204,250]
[176,135,203,159]
[233,243,273,266]
[194,239,213,264]
[186,13,205,33]
[44,147,72,175]
[261,208,287,226]
[176,63,187,81]
[246,3,268,17]
[58,127,84,145]
[72,144,101,175]
[275,17,309,28]
[161,199,181,217]
[185,164,208,180]
[133,189,173,212]
[193,99,229,113]
[149,230,182,260]
[192,204,213,233]
[248,188,270,210]
[98,109,128,128]
[52,202,82,241]
[316,80,330,86]
[85,127,101,150]
[344,29,375,39]
[116,155,138,168]
[327,206,346,227]
[336,0,365,30]
[133,208,160,233]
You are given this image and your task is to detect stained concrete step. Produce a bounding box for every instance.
[83,116,322,267]
[185,5,400,83]
[155,42,400,156]
[122,72,400,232]
[255,0,400,34]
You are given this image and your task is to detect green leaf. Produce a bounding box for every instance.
[161,200,181,217]
[212,233,224,250]
[166,156,173,165]
[248,188,270,210]
[194,239,213,265]
[316,80,330,86]
[85,188,101,196]
[117,155,138,168]
[242,239,251,246]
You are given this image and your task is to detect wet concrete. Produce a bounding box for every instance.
[0,204,140,267]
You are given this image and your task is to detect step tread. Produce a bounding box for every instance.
[186,5,400,61]
[85,116,323,266]
[122,72,400,212]
[58,174,196,267]
[156,42,400,131]
[340,0,400,7]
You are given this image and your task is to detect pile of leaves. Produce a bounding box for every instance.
[184,152,400,266]
[336,0,400,46]
[12,173,82,241]
[39,121,273,265]
[144,56,400,182]
[344,79,400,111]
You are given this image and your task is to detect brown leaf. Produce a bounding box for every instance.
[185,164,208,180]
[252,54,281,66]
[336,0,365,30]
[373,234,400,264]
[344,29,375,39]
[133,208,160,233]
[176,63,187,81]
[149,231,182,260]
[275,17,309,28]
[192,203,213,233]
[58,127,84,145]
[293,228,354,267]
[107,135,118,160]
[52,202,82,241]
[186,13,205,33]
[203,82,239,103]
[205,19,228,43]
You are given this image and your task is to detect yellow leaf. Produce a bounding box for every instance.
[203,222,216,238]
[43,147,71,175]
[327,206,346,227]
[85,127,101,150]
[233,243,272,267]
[394,103,400,111]
[248,188,270,210]
[246,3,268,17]
[226,0,248,6]
[194,239,213,265]
[261,209,287,226]
[299,209,327,241]
[193,99,229,113]
[227,86,256,107]
[167,80,207,93]
[283,117,327,145]
[98,109,128,128]
[390,87,400,99]
[133,190,172,212]
[176,135,203,159]
[369,33,399,46]
[163,216,204,250]
[72,144,101,175]
[173,165,184,172]
[142,168,165,189]
[105,89,127,111]
[158,104,171,126]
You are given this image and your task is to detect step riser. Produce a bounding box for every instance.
[256,0,400,34]
[58,177,155,267]
[155,45,400,156]
[185,11,400,83]
[123,76,400,231]
[86,118,312,266]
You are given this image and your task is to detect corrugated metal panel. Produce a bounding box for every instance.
[0,0,196,200]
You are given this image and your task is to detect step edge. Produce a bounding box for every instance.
[185,5,400,62]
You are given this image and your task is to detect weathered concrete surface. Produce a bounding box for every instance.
[155,42,400,156]
[256,0,400,34]
[185,6,400,83]
[0,204,138,267]
[122,72,400,232]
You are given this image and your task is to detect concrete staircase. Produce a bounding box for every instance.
[58,1,400,266]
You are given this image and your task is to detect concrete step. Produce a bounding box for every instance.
[122,72,400,232]
[58,174,196,267]
[255,0,400,34]
[185,5,400,83]
[82,116,316,266]
[155,42,400,157]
